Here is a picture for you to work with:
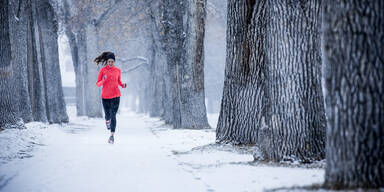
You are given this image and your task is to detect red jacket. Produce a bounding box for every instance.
[96,65,124,99]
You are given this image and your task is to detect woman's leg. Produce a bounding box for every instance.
[102,98,112,129]
[110,97,120,134]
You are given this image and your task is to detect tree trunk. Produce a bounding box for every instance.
[323,0,384,188]
[148,0,173,124]
[0,0,24,129]
[180,0,210,129]
[9,0,33,123]
[161,0,210,129]
[259,0,326,161]
[218,0,326,162]
[85,24,102,118]
[216,0,266,144]
[28,0,48,122]
[35,0,69,123]
[71,30,87,116]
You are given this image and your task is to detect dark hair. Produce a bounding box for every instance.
[94,52,115,66]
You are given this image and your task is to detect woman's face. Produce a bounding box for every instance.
[107,59,115,66]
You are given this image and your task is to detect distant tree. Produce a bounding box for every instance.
[204,0,227,114]
[148,0,210,129]
[323,0,384,188]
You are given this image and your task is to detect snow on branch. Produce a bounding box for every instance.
[121,62,148,73]
[119,57,148,63]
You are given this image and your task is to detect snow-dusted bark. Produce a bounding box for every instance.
[35,0,69,123]
[218,0,325,162]
[9,0,33,123]
[181,0,210,129]
[323,0,384,188]
[151,0,210,129]
[0,0,24,129]
[216,0,266,144]
[259,0,325,161]
[1,0,68,128]
[147,0,173,124]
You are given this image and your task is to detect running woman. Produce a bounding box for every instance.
[95,52,126,144]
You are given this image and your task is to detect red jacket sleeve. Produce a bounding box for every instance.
[96,69,105,87]
[118,69,124,87]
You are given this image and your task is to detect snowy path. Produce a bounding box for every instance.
[0,108,207,192]
[0,106,324,192]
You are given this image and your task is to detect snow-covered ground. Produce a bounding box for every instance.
[0,106,324,192]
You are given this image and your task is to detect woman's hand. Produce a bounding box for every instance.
[122,83,127,88]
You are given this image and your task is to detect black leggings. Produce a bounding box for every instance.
[102,97,120,132]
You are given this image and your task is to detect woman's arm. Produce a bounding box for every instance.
[96,69,106,87]
[118,70,126,88]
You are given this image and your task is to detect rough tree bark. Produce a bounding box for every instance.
[35,0,69,123]
[1,0,68,128]
[323,0,384,189]
[9,0,33,123]
[161,0,210,129]
[148,0,173,124]
[218,0,326,162]
[28,0,49,122]
[0,0,24,129]
[181,0,210,129]
[216,0,267,144]
[259,0,326,161]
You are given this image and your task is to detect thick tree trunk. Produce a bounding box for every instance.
[9,0,33,123]
[180,0,210,129]
[35,0,69,123]
[216,0,266,144]
[151,1,173,124]
[0,0,24,129]
[218,0,326,162]
[28,0,48,122]
[162,0,183,128]
[323,0,384,189]
[259,0,326,161]
[161,0,210,129]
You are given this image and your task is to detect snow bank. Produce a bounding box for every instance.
[149,118,325,192]
[0,122,47,166]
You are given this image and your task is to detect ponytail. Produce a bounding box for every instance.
[94,52,115,66]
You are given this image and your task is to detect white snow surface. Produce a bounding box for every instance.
[0,106,324,192]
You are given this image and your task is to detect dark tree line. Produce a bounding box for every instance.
[1,0,382,189]
[1,0,68,130]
